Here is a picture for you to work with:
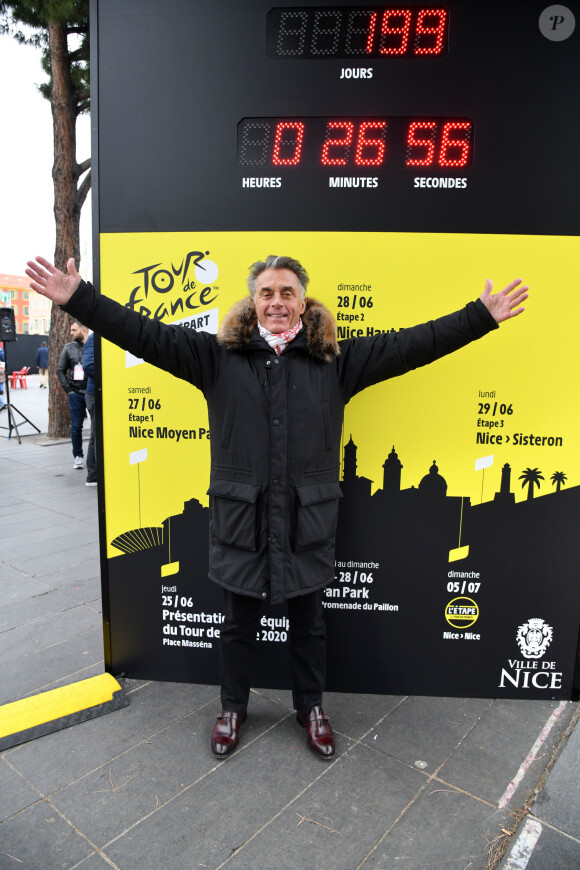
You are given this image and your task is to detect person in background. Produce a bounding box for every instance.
[0,344,5,410]
[36,340,49,387]
[83,331,97,486]
[57,320,88,470]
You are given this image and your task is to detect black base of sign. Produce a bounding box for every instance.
[104,473,580,700]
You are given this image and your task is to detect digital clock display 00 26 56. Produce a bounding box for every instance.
[238,117,473,170]
[266,6,449,58]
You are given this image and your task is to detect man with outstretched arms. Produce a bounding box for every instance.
[26,254,527,760]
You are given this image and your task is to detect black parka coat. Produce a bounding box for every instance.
[64,282,497,604]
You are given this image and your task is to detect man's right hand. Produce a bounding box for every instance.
[25,256,82,306]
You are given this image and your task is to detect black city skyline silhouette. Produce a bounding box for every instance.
[111,436,575,565]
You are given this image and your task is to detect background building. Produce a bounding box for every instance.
[0,273,51,335]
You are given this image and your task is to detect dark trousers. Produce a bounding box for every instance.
[85,392,97,480]
[68,391,86,458]
[220,589,327,714]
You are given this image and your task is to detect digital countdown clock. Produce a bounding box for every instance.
[95,0,580,236]
[238,117,472,168]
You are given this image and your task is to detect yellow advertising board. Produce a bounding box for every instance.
[101,231,578,547]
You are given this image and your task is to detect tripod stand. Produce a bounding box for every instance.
[0,343,41,444]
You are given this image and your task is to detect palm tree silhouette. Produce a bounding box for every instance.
[519,467,544,500]
[551,471,567,493]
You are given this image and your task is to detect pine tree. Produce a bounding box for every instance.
[1,1,90,437]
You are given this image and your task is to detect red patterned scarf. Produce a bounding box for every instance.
[258,318,303,355]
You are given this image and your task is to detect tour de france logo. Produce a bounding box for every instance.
[516,618,553,659]
[123,250,220,321]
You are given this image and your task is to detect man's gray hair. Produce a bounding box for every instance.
[247,255,310,301]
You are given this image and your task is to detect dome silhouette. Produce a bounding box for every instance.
[419,460,447,497]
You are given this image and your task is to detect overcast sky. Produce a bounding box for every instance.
[0,31,92,279]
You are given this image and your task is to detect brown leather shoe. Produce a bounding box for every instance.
[296,706,335,759]
[211,710,247,758]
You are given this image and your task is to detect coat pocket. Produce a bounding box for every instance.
[294,482,343,551]
[207,479,260,550]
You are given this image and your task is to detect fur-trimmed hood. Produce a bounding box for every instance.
[217,296,340,363]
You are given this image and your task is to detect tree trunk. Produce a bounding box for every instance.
[47,20,81,439]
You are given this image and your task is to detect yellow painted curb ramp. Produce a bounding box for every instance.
[0,673,128,751]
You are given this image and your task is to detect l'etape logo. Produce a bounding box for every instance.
[444,596,479,628]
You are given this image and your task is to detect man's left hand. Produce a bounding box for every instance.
[479,278,528,324]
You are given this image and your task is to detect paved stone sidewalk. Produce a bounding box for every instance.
[0,382,578,869]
